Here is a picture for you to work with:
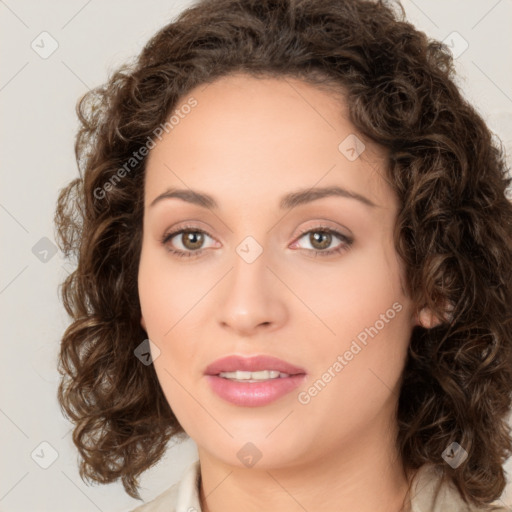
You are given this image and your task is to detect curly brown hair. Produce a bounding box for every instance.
[54,0,512,507]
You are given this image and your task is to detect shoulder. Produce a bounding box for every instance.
[129,459,202,512]
[410,464,511,512]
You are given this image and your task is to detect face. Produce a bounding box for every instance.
[138,73,419,470]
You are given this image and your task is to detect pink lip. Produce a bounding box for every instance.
[204,355,307,407]
[204,354,306,376]
[206,374,306,407]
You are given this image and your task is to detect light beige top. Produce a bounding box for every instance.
[130,459,510,512]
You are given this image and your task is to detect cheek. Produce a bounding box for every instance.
[290,238,407,344]
[137,241,206,378]
[138,242,208,333]
[298,240,411,401]
[336,247,410,367]
[138,254,201,422]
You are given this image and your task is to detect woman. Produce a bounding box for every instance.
[54,0,512,510]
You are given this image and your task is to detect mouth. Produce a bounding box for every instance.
[204,354,307,407]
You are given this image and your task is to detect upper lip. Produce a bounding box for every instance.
[204,355,307,376]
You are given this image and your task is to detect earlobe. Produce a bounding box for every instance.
[414,307,443,329]
[414,300,454,328]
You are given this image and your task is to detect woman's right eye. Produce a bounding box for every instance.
[161,228,216,259]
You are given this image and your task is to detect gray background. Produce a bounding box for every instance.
[1,1,511,510]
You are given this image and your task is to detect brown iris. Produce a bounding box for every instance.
[181,230,205,250]
[309,231,332,250]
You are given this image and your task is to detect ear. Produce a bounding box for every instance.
[414,307,443,329]
[414,300,454,328]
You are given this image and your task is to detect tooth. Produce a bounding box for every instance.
[251,370,270,379]
[217,370,293,380]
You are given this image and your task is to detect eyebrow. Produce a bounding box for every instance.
[149,185,378,210]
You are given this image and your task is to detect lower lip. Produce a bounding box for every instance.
[205,374,307,407]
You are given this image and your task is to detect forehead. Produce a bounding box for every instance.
[144,73,394,213]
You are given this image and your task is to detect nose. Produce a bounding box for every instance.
[216,245,288,336]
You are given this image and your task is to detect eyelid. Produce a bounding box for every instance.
[292,221,353,243]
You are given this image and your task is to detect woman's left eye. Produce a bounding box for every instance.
[292,228,353,257]
[161,226,353,259]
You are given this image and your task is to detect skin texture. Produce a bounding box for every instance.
[138,74,440,512]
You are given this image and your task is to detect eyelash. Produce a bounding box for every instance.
[160,224,353,260]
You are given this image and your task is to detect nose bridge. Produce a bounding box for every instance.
[233,235,267,288]
[216,232,286,332]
